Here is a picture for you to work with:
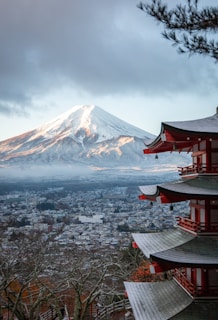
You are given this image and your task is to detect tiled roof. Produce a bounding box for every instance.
[133,229,218,266]
[164,112,218,134]
[154,236,218,266]
[170,300,218,320]
[124,279,192,320]
[132,228,194,258]
[144,112,218,153]
[139,176,218,198]
[162,177,218,195]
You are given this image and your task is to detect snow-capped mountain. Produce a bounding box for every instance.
[0,105,190,177]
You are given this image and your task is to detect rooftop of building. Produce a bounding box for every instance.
[163,109,218,134]
[125,279,218,320]
[139,176,218,202]
[144,109,218,154]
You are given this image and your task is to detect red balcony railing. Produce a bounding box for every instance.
[177,217,201,232]
[178,164,218,176]
[174,269,197,296]
[177,217,218,233]
[174,269,218,297]
[178,165,198,175]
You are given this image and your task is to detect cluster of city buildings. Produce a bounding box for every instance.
[0,184,189,250]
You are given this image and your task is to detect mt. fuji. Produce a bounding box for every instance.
[0,105,190,178]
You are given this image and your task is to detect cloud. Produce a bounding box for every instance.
[0,164,93,181]
[0,101,29,116]
[0,0,217,116]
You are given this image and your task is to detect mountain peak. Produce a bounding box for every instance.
[0,105,154,168]
[37,104,153,143]
[0,104,191,177]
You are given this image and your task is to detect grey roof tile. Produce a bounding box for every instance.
[170,300,218,320]
[132,228,194,258]
[139,176,218,197]
[133,229,218,266]
[154,236,218,266]
[124,280,192,320]
[164,113,218,134]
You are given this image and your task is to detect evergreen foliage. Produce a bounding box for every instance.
[138,0,218,60]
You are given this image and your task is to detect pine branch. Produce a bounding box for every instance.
[138,0,218,60]
[162,30,218,60]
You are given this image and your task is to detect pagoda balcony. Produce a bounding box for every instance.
[177,217,201,232]
[174,269,199,296]
[174,269,218,297]
[177,217,218,233]
[178,164,218,176]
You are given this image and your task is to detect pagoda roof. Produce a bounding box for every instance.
[139,176,218,202]
[170,300,218,320]
[124,279,192,320]
[144,112,218,153]
[132,228,194,258]
[133,229,218,267]
[164,112,218,134]
[124,280,218,320]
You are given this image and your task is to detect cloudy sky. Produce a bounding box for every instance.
[0,0,217,141]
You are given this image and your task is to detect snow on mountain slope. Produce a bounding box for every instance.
[28,105,153,144]
[0,105,191,174]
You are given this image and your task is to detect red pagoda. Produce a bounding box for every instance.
[124,109,218,319]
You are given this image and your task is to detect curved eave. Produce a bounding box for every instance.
[133,230,218,267]
[124,280,218,320]
[132,228,195,258]
[158,178,218,199]
[139,177,218,202]
[144,113,218,154]
[139,184,159,197]
[144,134,196,154]
[124,279,192,320]
[164,113,218,134]
[152,236,218,268]
[170,300,218,320]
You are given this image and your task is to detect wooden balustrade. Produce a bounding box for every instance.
[174,269,218,297]
[177,217,201,232]
[177,217,218,233]
[174,269,196,295]
[95,299,132,320]
[178,165,218,176]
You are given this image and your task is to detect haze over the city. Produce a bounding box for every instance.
[0,0,217,141]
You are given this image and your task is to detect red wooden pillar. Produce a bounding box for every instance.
[204,200,210,232]
[191,268,197,295]
[201,269,208,296]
